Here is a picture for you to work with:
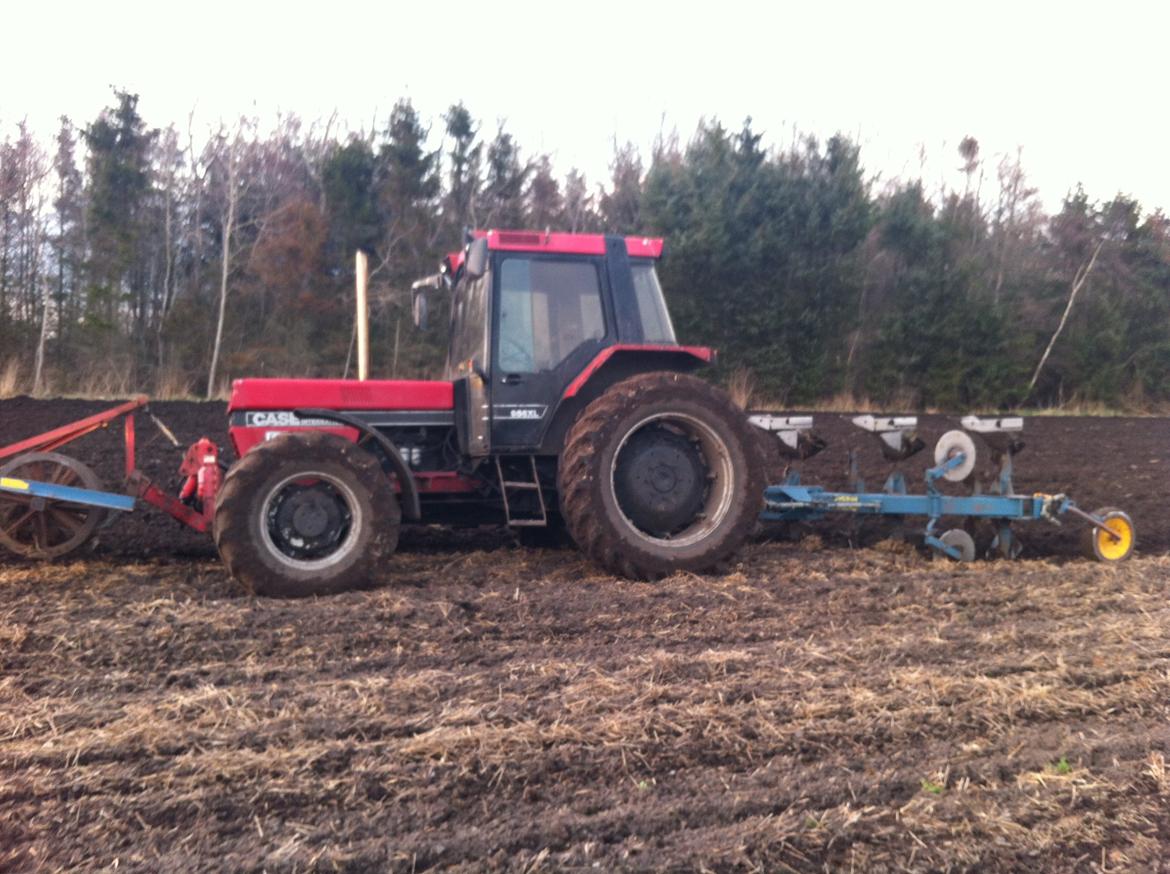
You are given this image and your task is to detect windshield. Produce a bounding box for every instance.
[630,261,676,343]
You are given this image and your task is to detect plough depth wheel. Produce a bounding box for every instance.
[1083,507,1135,563]
[0,452,105,559]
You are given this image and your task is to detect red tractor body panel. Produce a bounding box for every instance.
[228,378,453,412]
[227,378,454,459]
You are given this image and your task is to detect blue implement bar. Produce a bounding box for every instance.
[762,483,1055,523]
[0,476,136,512]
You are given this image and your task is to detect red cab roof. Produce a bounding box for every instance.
[476,229,664,259]
[445,230,663,272]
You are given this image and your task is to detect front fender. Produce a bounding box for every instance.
[295,408,422,520]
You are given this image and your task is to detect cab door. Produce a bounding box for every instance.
[490,254,610,451]
[446,270,492,456]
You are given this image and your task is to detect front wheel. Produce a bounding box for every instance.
[213,432,400,597]
[558,372,764,579]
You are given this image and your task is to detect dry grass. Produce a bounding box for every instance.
[726,367,757,410]
[2,545,1169,871]
[0,365,221,402]
[0,358,24,398]
[1019,399,1170,417]
[152,362,197,400]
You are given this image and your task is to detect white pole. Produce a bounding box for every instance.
[355,250,369,381]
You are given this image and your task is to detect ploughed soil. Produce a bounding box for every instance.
[2,398,1170,871]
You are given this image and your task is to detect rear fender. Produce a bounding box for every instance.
[539,346,715,455]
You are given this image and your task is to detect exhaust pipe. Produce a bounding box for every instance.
[355,250,369,381]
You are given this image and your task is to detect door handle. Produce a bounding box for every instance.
[501,373,524,386]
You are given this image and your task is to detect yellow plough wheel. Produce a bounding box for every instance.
[1083,507,1135,563]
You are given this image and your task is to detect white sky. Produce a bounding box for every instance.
[2,0,1167,214]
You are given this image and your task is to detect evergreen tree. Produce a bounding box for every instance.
[562,168,597,232]
[482,125,528,228]
[862,181,1016,407]
[442,102,481,235]
[323,138,382,265]
[373,100,443,376]
[82,90,155,348]
[598,141,643,233]
[526,155,563,229]
[376,100,440,268]
[1,95,1169,407]
[51,117,84,352]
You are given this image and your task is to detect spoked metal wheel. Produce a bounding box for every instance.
[0,452,105,558]
[610,413,734,547]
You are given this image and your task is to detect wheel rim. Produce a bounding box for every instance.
[1096,516,1132,561]
[259,470,362,571]
[608,412,735,548]
[0,453,103,559]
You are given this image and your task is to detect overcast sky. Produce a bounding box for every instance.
[3,0,1167,214]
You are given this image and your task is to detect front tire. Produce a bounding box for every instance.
[213,432,400,597]
[558,372,764,579]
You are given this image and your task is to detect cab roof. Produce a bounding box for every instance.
[445,230,663,274]
[473,229,664,259]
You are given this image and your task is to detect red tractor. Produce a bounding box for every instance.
[213,230,765,596]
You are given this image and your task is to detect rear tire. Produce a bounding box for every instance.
[213,432,400,597]
[752,424,790,485]
[558,372,764,579]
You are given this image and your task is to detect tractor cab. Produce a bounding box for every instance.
[413,230,707,456]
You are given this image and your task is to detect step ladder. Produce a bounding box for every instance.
[495,455,548,527]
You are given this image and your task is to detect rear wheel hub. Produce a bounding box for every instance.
[613,427,706,537]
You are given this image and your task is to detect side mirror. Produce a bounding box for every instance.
[411,287,429,330]
[465,237,489,279]
[410,273,445,330]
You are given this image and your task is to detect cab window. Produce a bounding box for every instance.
[498,258,605,373]
[446,271,489,378]
[630,261,676,343]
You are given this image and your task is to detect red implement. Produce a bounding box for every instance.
[0,397,220,537]
[0,396,149,462]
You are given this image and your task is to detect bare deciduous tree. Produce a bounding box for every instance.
[1028,237,1105,393]
[206,121,249,399]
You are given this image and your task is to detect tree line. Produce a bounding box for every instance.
[1,90,1167,410]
